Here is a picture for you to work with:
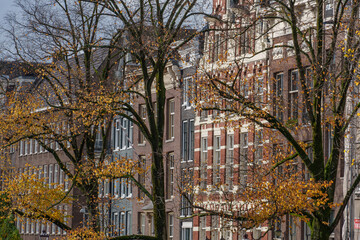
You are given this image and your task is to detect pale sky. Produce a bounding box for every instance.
[0,1,16,21]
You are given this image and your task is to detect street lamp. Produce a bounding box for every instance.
[39,230,49,240]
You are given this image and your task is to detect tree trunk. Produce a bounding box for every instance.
[151,150,167,240]
[311,218,331,240]
[86,181,100,232]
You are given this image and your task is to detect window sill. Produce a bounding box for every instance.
[165,138,174,143]
[165,197,174,202]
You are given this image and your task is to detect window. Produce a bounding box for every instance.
[112,212,119,235]
[150,214,155,236]
[34,140,38,154]
[138,156,146,199]
[201,137,208,189]
[26,218,30,233]
[122,119,128,148]
[213,136,221,185]
[52,223,56,234]
[239,133,248,187]
[289,215,297,240]
[273,43,283,59]
[64,163,69,191]
[115,119,121,149]
[212,34,220,62]
[121,179,126,198]
[167,152,175,199]
[168,213,174,240]
[31,219,34,233]
[226,134,234,188]
[167,99,175,140]
[325,0,333,18]
[240,29,250,55]
[139,104,146,144]
[49,164,53,188]
[139,213,146,234]
[40,140,44,153]
[43,165,48,185]
[241,79,249,98]
[126,211,132,235]
[19,141,23,156]
[120,212,125,235]
[274,72,283,121]
[211,215,219,240]
[181,224,193,240]
[114,179,120,198]
[200,110,208,121]
[24,140,28,155]
[254,130,263,164]
[303,221,311,240]
[255,77,264,106]
[189,120,194,161]
[199,216,206,240]
[126,178,132,197]
[183,77,193,107]
[289,69,299,121]
[182,121,188,161]
[128,121,133,148]
[303,67,313,124]
[29,139,33,154]
[95,124,103,151]
[54,164,59,185]
[59,168,64,185]
[36,219,40,234]
[104,179,110,196]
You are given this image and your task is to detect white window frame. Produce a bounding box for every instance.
[182,121,188,162]
[213,136,221,185]
[49,164,53,188]
[168,213,174,240]
[167,99,175,140]
[189,120,195,162]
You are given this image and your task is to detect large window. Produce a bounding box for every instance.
[274,72,283,121]
[168,213,174,240]
[254,129,263,164]
[49,164,53,188]
[201,137,208,189]
[289,215,297,240]
[167,152,175,199]
[138,212,146,235]
[120,212,125,235]
[302,67,313,124]
[189,120,194,161]
[139,104,146,144]
[126,211,132,235]
[167,99,175,140]
[181,223,193,240]
[182,121,188,161]
[138,156,146,199]
[289,69,299,121]
[183,77,194,107]
[199,216,206,240]
[213,136,221,186]
[212,34,220,62]
[211,215,219,239]
[115,119,121,149]
[95,124,103,151]
[239,133,248,188]
[226,134,234,188]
